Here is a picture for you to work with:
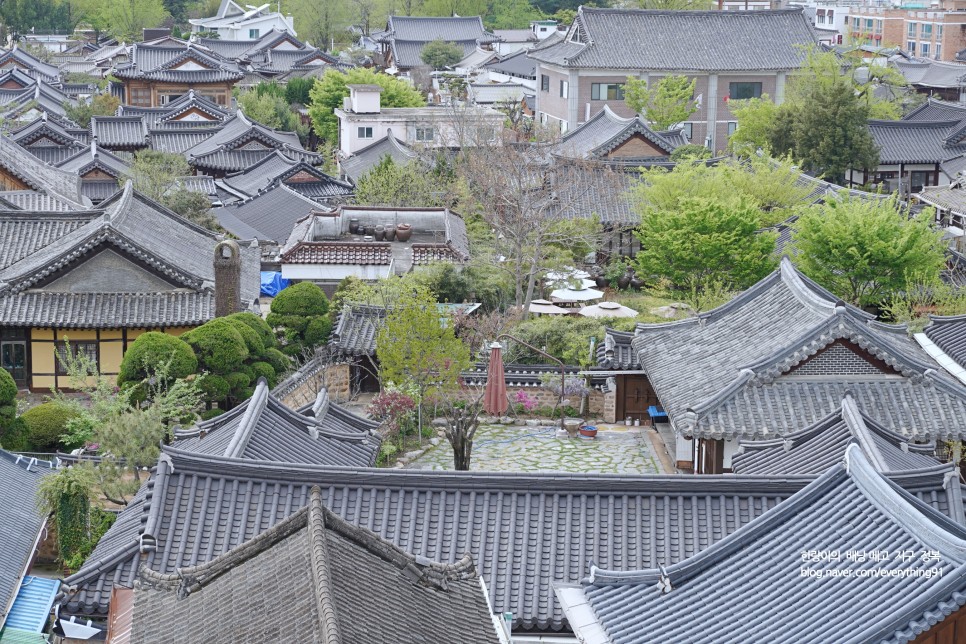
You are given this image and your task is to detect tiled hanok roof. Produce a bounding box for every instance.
[130,488,499,643]
[172,378,379,466]
[731,396,944,476]
[528,8,816,71]
[556,447,966,644]
[0,450,53,630]
[58,446,966,631]
[633,257,966,441]
[281,241,393,265]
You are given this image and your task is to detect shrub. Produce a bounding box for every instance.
[0,417,29,451]
[183,318,249,374]
[263,348,291,375]
[117,332,197,388]
[250,361,276,387]
[21,402,80,451]
[267,282,333,356]
[227,312,277,349]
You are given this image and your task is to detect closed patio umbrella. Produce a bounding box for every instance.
[483,342,508,416]
[579,301,639,318]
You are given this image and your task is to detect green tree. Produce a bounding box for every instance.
[420,40,465,70]
[633,196,778,310]
[308,67,425,143]
[238,87,301,132]
[354,155,444,207]
[631,155,811,228]
[127,150,190,201]
[182,315,290,408]
[0,368,28,452]
[36,465,96,568]
[20,402,80,451]
[631,0,713,8]
[376,288,471,422]
[728,94,781,155]
[285,77,315,105]
[669,144,712,162]
[1,0,74,37]
[266,282,333,357]
[160,189,220,231]
[792,196,947,307]
[117,331,198,400]
[75,0,169,40]
[63,93,121,128]
[767,50,879,183]
[624,75,698,130]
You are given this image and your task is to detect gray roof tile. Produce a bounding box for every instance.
[732,396,943,475]
[59,447,966,631]
[529,8,817,71]
[554,106,682,160]
[634,258,966,440]
[172,378,379,466]
[131,488,498,643]
[868,119,966,164]
[925,314,966,370]
[339,129,418,183]
[218,183,324,243]
[559,447,966,644]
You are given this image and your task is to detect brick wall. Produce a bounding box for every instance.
[452,387,605,418]
[789,342,889,377]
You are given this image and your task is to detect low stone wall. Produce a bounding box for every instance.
[273,359,351,409]
[452,387,605,419]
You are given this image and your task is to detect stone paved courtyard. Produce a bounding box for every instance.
[407,423,662,473]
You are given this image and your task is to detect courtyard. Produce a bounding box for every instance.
[407,422,665,474]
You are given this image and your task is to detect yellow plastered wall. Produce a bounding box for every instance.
[27,325,201,390]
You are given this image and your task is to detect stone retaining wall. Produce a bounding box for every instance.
[274,359,351,409]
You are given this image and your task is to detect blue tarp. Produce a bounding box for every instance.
[260,272,290,297]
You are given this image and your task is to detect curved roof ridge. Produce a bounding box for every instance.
[778,256,838,315]
[308,487,342,643]
[841,395,890,472]
[222,378,271,457]
[584,463,847,587]
[847,444,966,563]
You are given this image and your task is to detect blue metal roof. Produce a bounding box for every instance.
[4,577,58,633]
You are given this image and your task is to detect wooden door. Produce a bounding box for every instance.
[617,375,659,423]
[696,438,724,475]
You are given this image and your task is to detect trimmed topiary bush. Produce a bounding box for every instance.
[226,312,276,349]
[21,402,80,452]
[264,348,291,375]
[266,282,332,356]
[182,318,249,375]
[117,332,198,388]
[0,417,29,452]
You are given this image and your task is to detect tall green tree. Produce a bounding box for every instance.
[376,287,471,407]
[308,67,425,143]
[126,149,190,201]
[1,0,74,37]
[420,40,464,70]
[624,75,698,131]
[75,0,168,41]
[792,196,947,307]
[633,195,777,310]
[63,93,120,128]
[756,50,879,183]
[727,95,780,155]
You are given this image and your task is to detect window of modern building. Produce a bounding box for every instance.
[249,29,260,38]
[921,42,930,57]
[907,40,916,53]
[590,83,625,100]
[908,22,917,38]
[682,122,693,140]
[936,43,942,59]
[727,122,738,135]
[922,23,932,37]
[560,80,569,98]
[415,127,434,142]
[357,126,373,139]
[541,74,550,92]
[728,82,762,100]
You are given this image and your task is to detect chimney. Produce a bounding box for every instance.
[214,240,242,317]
